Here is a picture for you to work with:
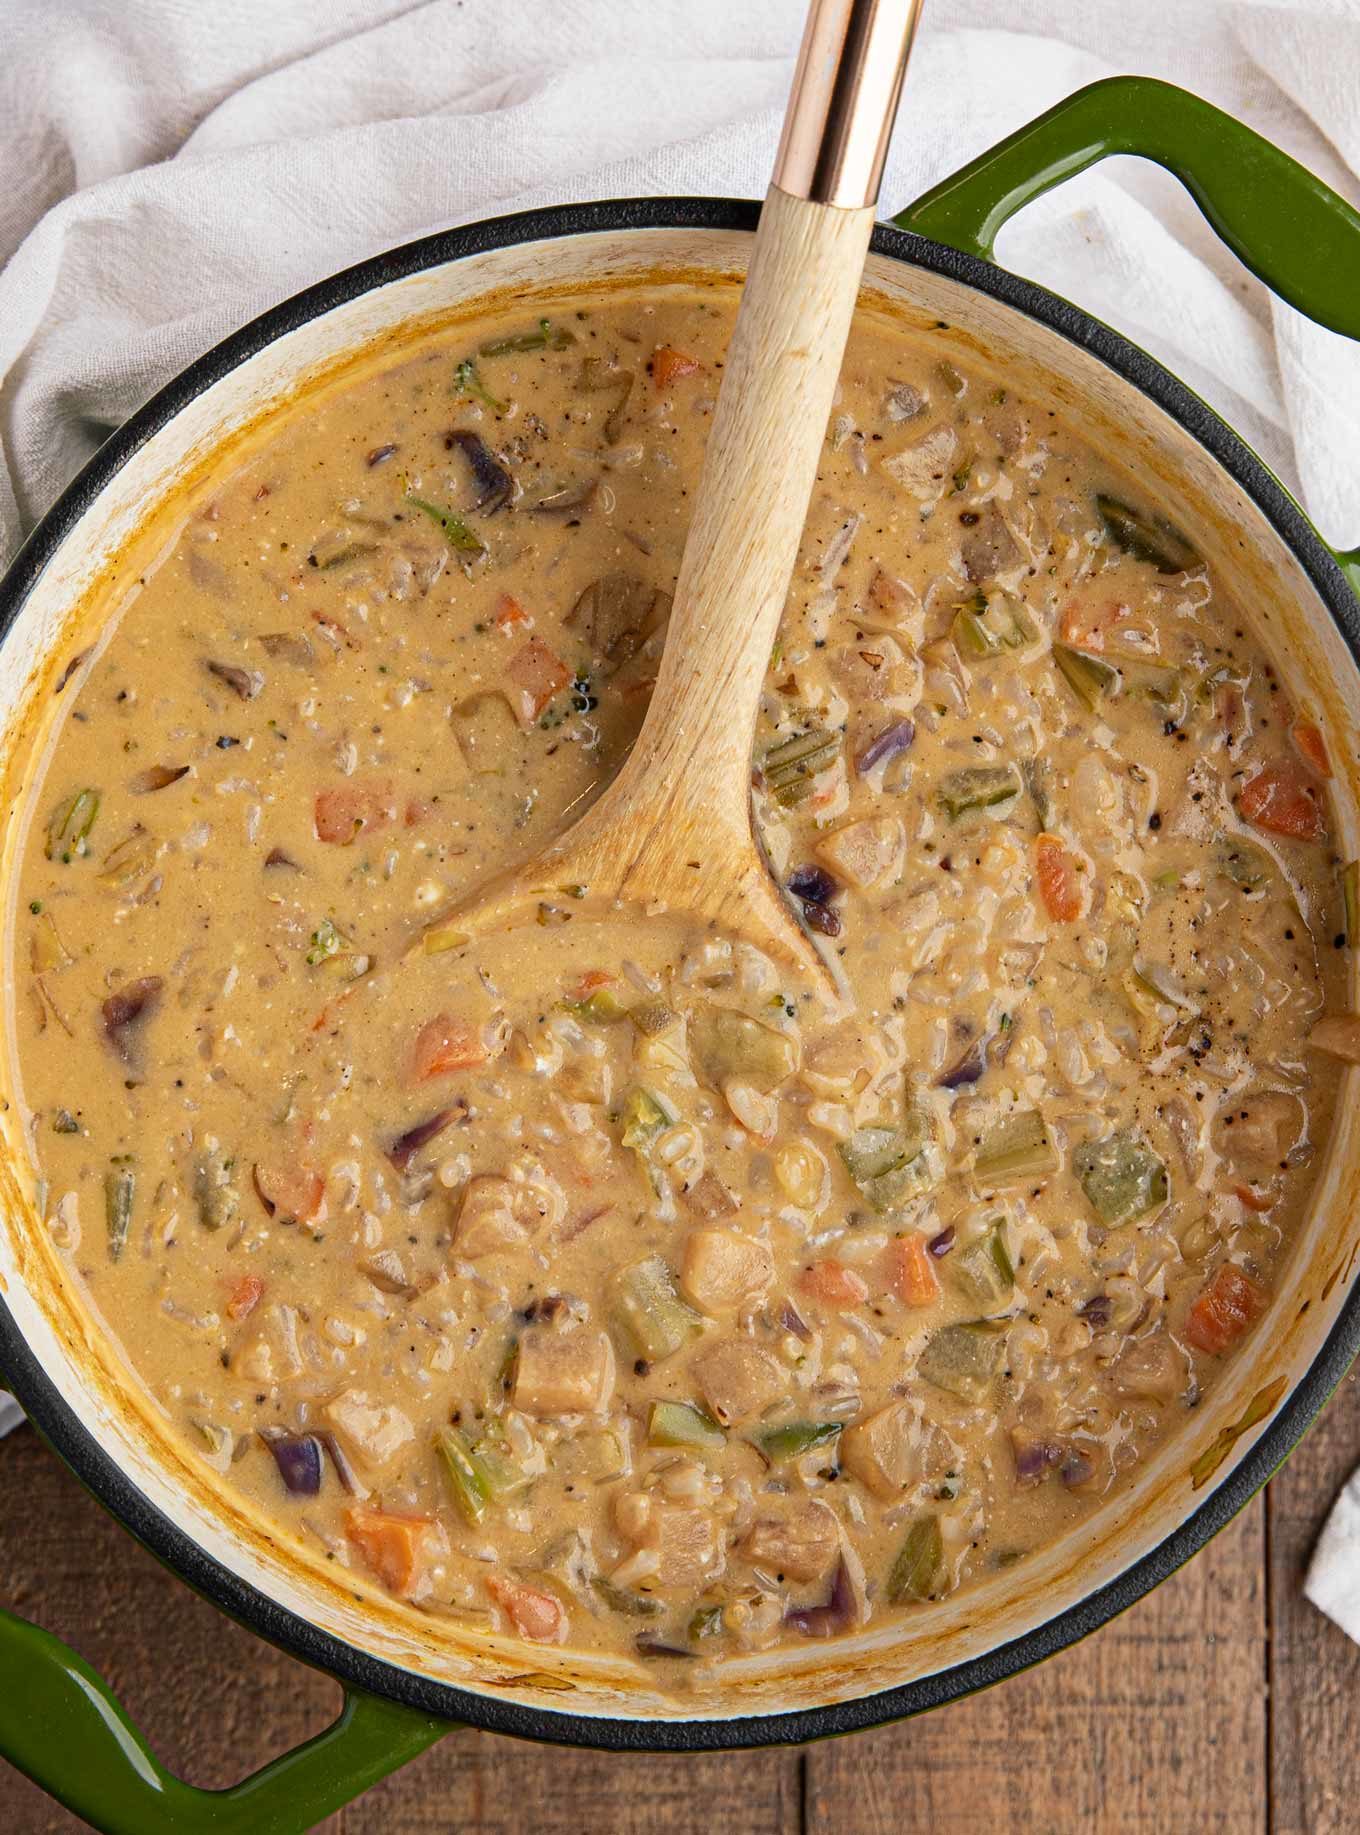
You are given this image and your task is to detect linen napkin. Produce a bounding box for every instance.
[1,1,1359,1627]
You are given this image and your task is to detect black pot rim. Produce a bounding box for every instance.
[2,194,1358,1756]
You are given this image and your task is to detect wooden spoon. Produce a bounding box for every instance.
[423,0,922,987]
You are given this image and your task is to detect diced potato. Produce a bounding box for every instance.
[692,1338,785,1426]
[679,1227,774,1315]
[815,815,904,891]
[453,1173,557,1259]
[839,1401,920,1500]
[739,1499,840,1583]
[1112,1333,1186,1400]
[1309,1015,1360,1064]
[799,1019,877,1097]
[323,1391,415,1472]
[882,424,957,502]
[513,1325,615,1417]
[612,1494,724,1592]
[1212,1091,1305,1172]
[681,1170,739,1220]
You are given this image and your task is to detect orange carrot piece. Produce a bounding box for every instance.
[884,1234,940,1308]
[313,778,395,845]
[1291,718,1332,778]
[485,1574,566,1642]
[252,1163,325,1224]
[650,345,703,390]
[1237,758,1325,841]
[495,593,532,631]
[1059,597,1128,652]
[1185,1264,1267,1355]
[344,1508,431,1594]
[799,1259,869,1309]
[225,1273,265,1320]
[1233,1182,1276,1214]
[1035,833,1083,922]
[409,1014,489,1082]
[504,636,570,728]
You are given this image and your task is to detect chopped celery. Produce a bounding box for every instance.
[1214,831,1273,892]
[1052,643,1120,710]
[755,1420,843,1462]
[1022,756,1053,828]
[105,1157,135,1261]
[466,1419,527,1498]
[1122,658,1187,721]
[918,1322,1004,1403]
[618,1086,673,1151]
[761,728,842,806]
[435,1425,492,1526]
[404,492,485,555]
[838,1112,935,1212]
[974,1110,1057,1183]
[688,1602,725,1641]
[1075,1130,1169,1225]
[1096,494,1199,574]
[568,986,629,1025]
[937,764,1020,820]
[306,918,344,965]
[952,591,1036,659]
[689,1003,796,1093]
[954,1217,1014,1307]
[30,911,73,973]
[98,827,157,887]
[608,1255,699,1362]
[306,918,370,979]
[1345,861,1359,945]
[479,318,576,356]
[454,357,506,412]
[648,1400,725,1452]
[591,1576,662,1616]
[46,787,100,863]
[887,1514,943,1603]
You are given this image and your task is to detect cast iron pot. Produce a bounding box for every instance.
[2,77,1360,1835]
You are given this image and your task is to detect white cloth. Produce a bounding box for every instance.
[1307,1463,1360,1640]
[0,2,1358,1454]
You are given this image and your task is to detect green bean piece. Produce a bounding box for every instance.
[607,1255,698,1363]
[591,1576,662,1616]
[567,986,630,1025]
[454,357,507,412]
[479,318,576,357]
[887,1514,944,1604]
[192,1154,238,1233]
[754,1420,842,1462]
[104,1158,135,1261]
[761,728,842,806]
[1074,1130,1169,1226]
[688,1603,725,1641]
[404,492,485,555]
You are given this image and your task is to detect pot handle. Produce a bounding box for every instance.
[0,1604,448,1835]
[894,75,1360,593]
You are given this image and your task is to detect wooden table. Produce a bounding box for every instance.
[3,1366,1358,1834]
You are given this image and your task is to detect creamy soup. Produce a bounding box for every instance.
[11,281,1357,1674]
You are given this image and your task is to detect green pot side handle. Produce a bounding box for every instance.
[0,1605,449,1835]
[894,75,1360,596]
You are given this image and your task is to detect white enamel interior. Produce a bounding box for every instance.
[1,224,1357,1728]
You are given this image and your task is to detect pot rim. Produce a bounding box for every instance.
[1,194,1358,1752]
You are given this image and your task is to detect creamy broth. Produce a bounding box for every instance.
[11,282,1355,1672]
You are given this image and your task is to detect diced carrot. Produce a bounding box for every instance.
[1184,1263,1267,1356]
[1233,1182,1276,1214]
[650,345,703,391]
[485,1574,566,1643]
[314,778,395,845]
[403,796,434,828]
[409,1014,489,1083]
[495,593,533,631]
[344,1507,431,1594]
[1237,758,1325,842]
[1291,719,1332,778]
[1059,597,1128,652]
[504,636,570,729]
[311,986,358,1033]
[884,1234,940,1308]
[1035,833,1083,922]
[252,1163,326,1224]
[225,1272,265,1321]
[573,969,614,997]
[799,1259,869,1309]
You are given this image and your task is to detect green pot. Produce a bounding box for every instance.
[1,75,1359,1833]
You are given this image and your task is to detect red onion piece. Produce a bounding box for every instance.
[263,1432,324,1496]
[937,1035,988,1090]
[445,430,513,512]
[785,1558,855,1638]
[855,718,915,775]
[779,1299,813,1343]
[388,1105,461,1170]
[101,977,163,1070]
[1010,1430,1064,1488]
[927,1227,956,1259]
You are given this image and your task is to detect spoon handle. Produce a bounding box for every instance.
[610,0,921,843]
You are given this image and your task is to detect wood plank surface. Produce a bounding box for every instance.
[0,1393,1355,1834]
